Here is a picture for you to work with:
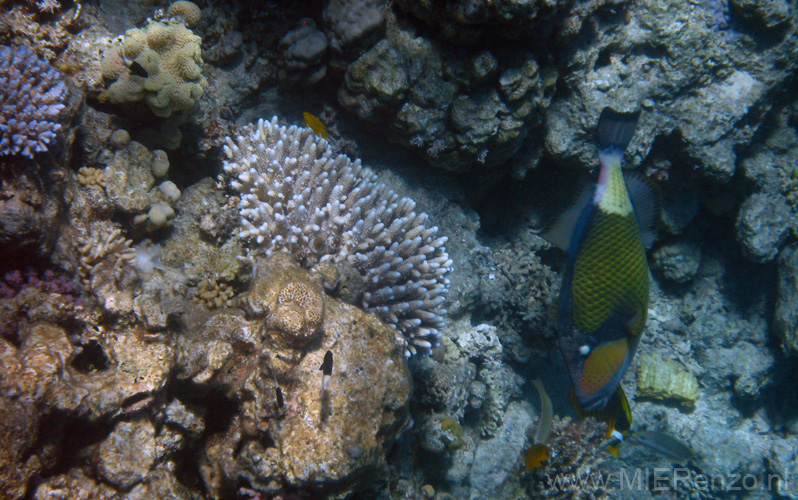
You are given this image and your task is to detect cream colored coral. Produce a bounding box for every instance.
[78,226,137,286]
[100,19,205,118]
[122,28,147,59]
[194,277,235,309]
[167,1,202,28]
[100,46,127,81]
[77,167,107,188]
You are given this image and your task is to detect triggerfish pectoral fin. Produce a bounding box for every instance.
[546,107,656,415]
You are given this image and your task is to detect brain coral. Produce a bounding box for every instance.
[167,1,202,28]
[0,44,67,158]
[269,280,325,348]
[222,117,452,356]
[100,20,206,118]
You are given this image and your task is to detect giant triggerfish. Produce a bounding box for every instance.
[543,108,659,417]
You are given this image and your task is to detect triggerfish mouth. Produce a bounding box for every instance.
[543,108,659,415]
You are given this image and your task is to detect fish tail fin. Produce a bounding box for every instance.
[598,108,641,154]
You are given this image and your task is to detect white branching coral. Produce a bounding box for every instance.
[222,117,452,356]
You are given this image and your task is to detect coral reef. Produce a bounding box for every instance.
[222,117,452,356]
[339,26,550,173]
[0,44,67,158]
[544,0,798,184]
[524,416,611,500]
[2,0,798,499]
[100,12,206,117]
[193,276,235,310]
[775,244,798,356]
[188,254,412,498]
[323,0,384,67]
[652,241,702,284]
[167,0,202,28]
[0,161,68,257]
[735,192,792,263]
[279,18,328,86]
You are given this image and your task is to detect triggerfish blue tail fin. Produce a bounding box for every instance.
[598,108,641,156]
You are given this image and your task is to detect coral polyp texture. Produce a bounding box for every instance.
[0,44,66,158]
[222,117,452,356]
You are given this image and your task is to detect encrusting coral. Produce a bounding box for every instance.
[0,44,67,158]
[222,117,452,356]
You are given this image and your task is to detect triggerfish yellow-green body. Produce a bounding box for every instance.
[543,108,658,413]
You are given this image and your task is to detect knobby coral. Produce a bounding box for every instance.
[222,117,452,356]
[0,44,67,158]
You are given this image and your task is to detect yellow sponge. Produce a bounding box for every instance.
[636,352,699,407]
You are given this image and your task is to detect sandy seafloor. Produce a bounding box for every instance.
[1,0,798,499]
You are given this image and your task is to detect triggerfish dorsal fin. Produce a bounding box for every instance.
[540,184,595,252]
[625,173,661,248]
[598,108,641,155]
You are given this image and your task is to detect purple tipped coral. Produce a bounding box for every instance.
[0,44,67,158]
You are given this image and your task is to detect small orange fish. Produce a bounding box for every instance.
[303,112,330,139]
[525,443,549,471]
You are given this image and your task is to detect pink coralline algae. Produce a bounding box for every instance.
[0,44,67,158]
[0,268,82,303]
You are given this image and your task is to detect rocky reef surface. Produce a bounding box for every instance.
[1,0,798,499]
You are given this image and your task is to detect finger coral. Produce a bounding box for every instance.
[222,117,452,356]
[0,44,67,158]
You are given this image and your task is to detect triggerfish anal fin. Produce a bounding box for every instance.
[571,384,629,458]
[546,107,653,416]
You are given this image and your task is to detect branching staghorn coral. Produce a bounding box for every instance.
[222,117,452,356]
[0,44,66,158]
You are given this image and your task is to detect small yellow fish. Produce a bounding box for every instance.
[525,443,549,471]
[303,112,330,139]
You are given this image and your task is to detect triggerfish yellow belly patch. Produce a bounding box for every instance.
[543,108,659,414]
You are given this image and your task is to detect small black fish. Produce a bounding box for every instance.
[275,386,284,409]
[320,350,333,375]
[320,350,333,393]
[128,60,148,78]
